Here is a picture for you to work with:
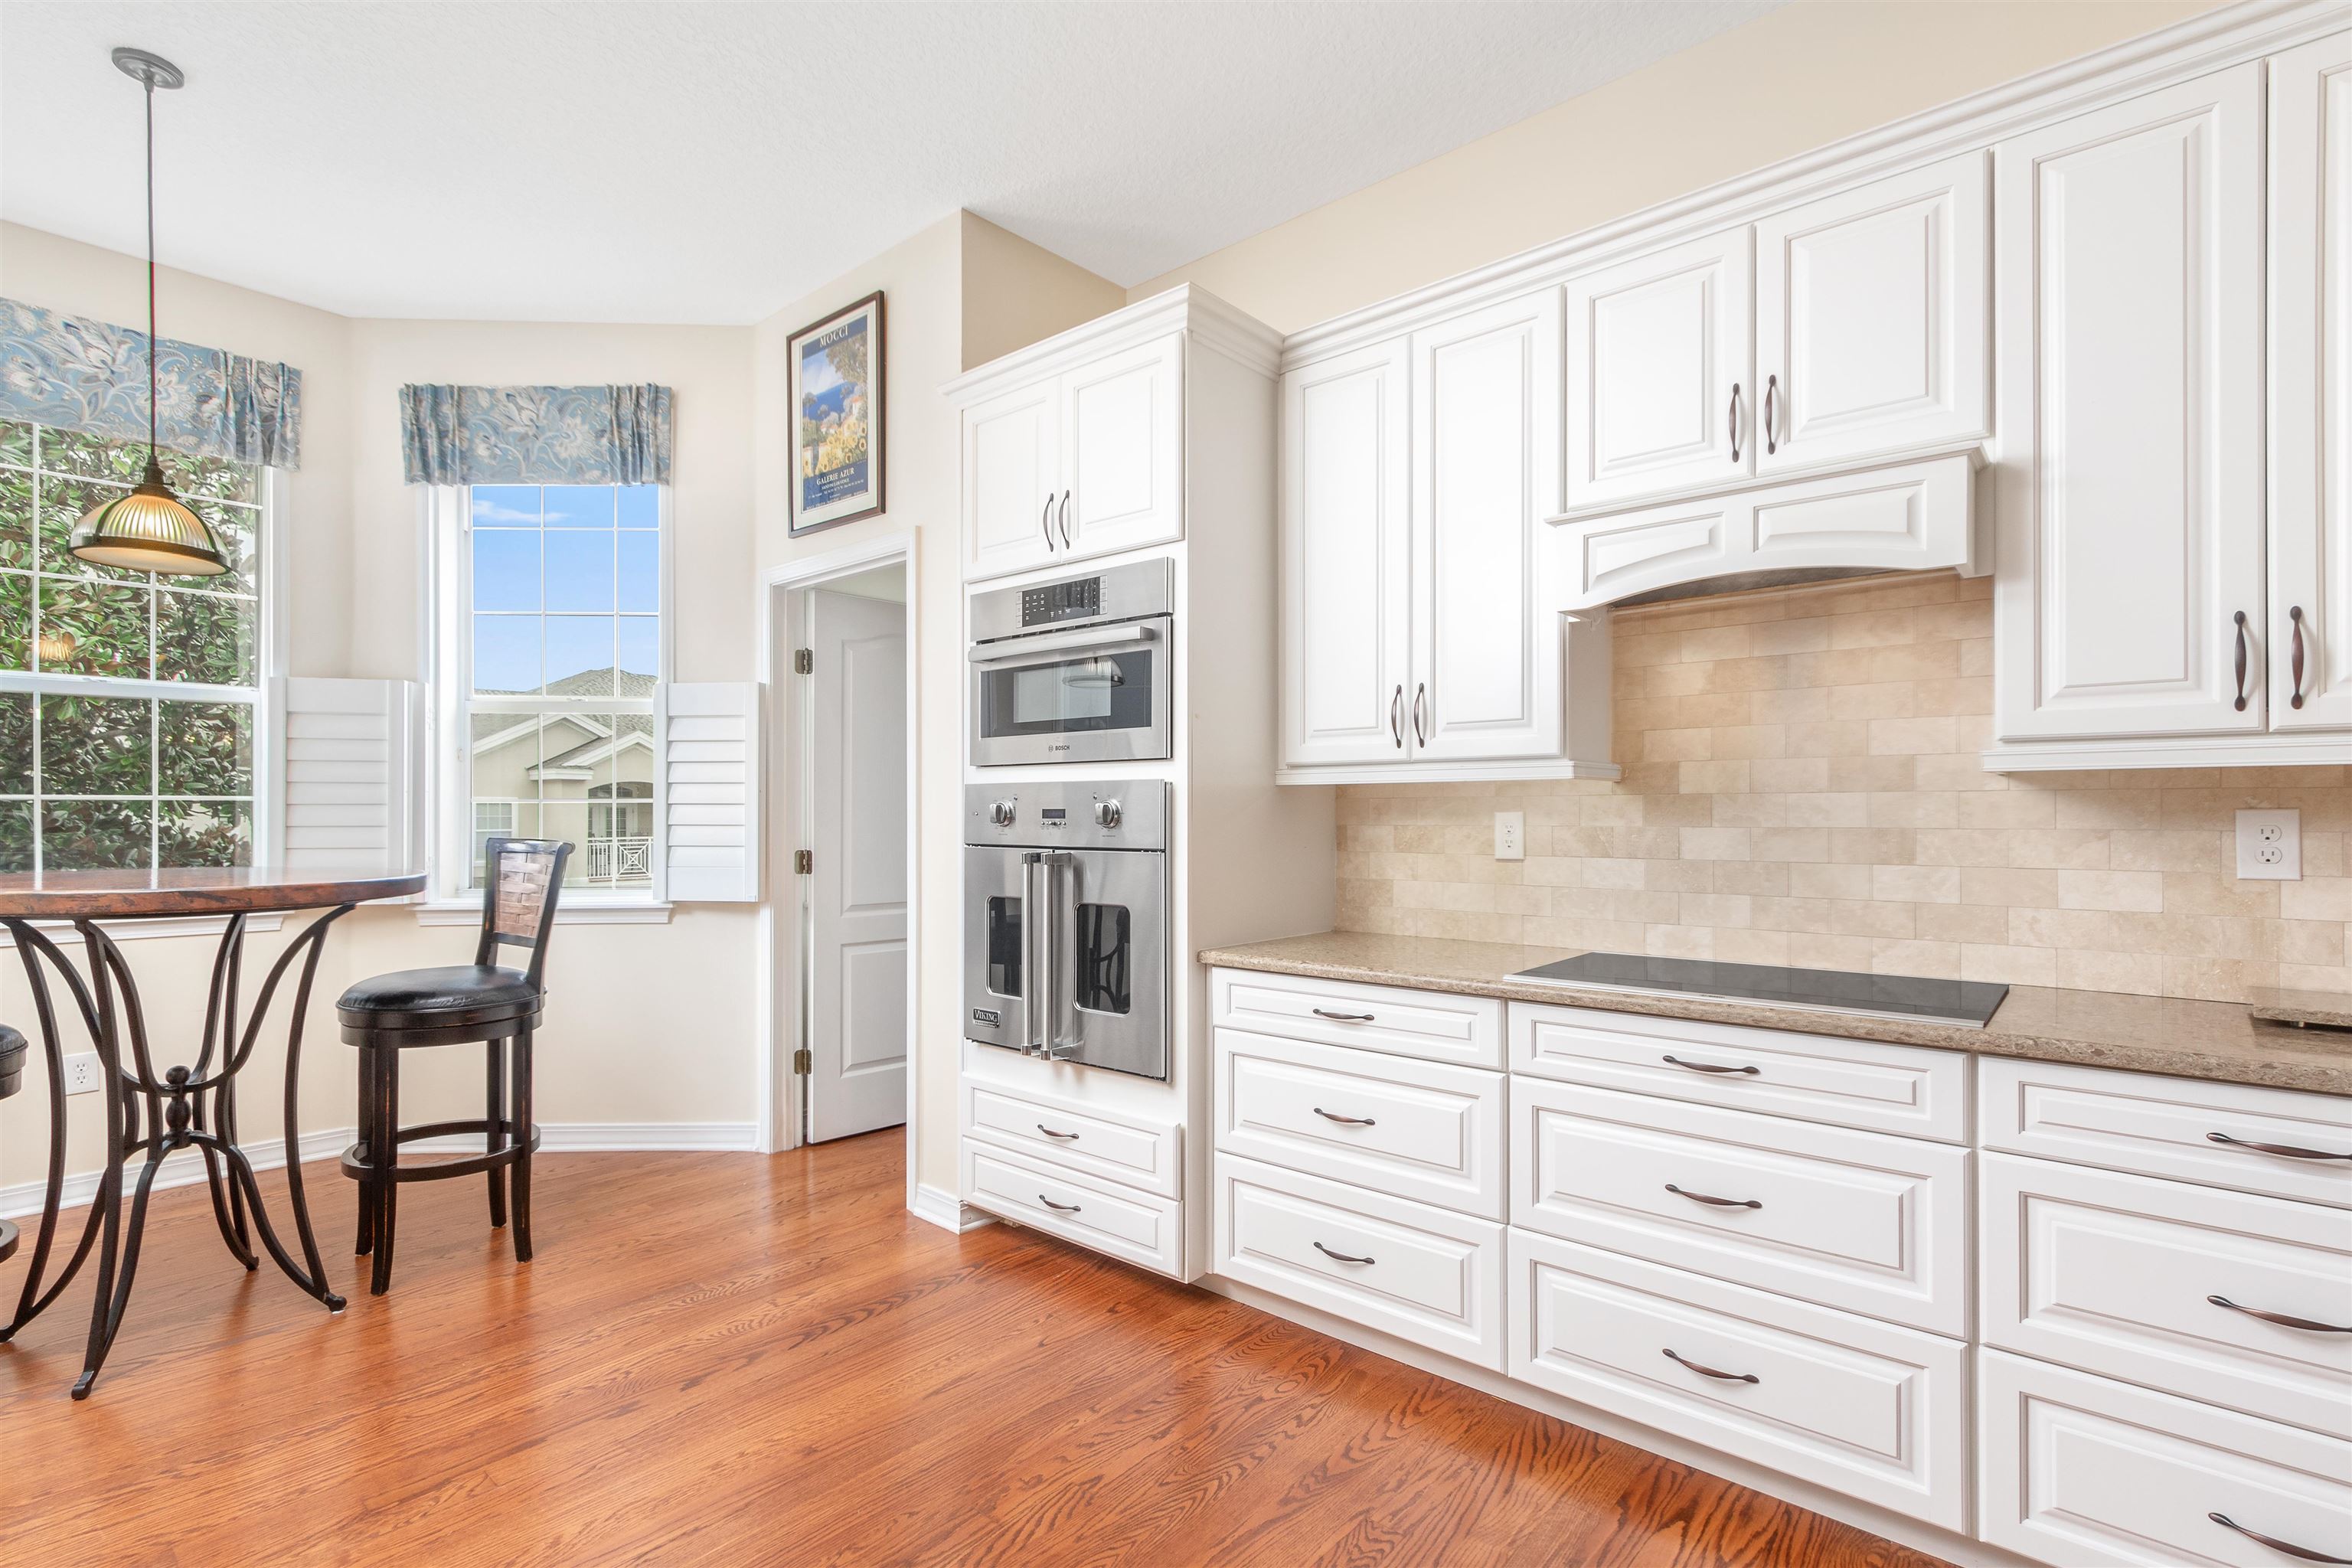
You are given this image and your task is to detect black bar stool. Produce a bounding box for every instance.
[0,1024,24,1266]
[335,838,569,1295]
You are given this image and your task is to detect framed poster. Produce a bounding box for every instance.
[788,290,885,535]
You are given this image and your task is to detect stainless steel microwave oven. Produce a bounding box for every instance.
[967,558,1173,767]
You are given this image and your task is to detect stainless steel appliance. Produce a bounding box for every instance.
[1507,952,2009,1029]
[963,779,1170,1078]
[968,558,1173,767]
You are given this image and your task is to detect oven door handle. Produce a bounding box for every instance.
[1021,852,1048,1054]
[968,624,1156,666]
[1037,851,1076,1060]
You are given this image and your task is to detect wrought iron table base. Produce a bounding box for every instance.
[2,906,353,1397]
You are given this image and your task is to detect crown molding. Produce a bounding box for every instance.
[941,283,1282,405]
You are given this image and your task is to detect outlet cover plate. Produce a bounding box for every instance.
[2235,808,2301,880]
[62,1051,103,1095]
[1494,811,1525,862]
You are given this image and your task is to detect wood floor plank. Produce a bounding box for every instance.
[0,1131,1956,1567]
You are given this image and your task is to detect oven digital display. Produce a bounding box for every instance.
[1040,808,1067,820]
[1021,577,1100,626]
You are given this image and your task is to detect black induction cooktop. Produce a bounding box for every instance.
[1506,952,2008,1028]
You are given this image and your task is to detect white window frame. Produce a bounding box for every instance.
[0,439,289,888]
[422,482,675,916]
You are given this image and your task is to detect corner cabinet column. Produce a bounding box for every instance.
[1410,288,1566,763]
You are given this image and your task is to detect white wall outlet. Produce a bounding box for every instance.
[62,1052,103,1096]
[1494,811,1526,862]
[2236,808,2301,880]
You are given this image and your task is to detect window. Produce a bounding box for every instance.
[439,483,663,897]
[0,420,270,874]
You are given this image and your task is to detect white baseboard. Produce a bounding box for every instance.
[0,1122,761,1220]
[910,1181,993,1233]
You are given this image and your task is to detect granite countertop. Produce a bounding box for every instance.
[1197,931,2352,1097]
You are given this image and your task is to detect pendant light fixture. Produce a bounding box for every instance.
[68,47,228,577]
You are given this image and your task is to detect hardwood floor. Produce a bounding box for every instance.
[1,1133,1952,1567]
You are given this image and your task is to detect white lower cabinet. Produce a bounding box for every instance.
[1979,1348,2352,1568]
[962,1139,1184,1279]
[1508,1229,1969,1530]
[1214,1152,1506,1370]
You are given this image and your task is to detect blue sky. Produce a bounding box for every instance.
[470,485,658,691]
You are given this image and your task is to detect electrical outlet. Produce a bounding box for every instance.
[62,1052,103,1096]
[2236,808,2301,880]
[1494,811,1526,862]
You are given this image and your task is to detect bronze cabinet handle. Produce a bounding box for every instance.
[2290,606,2308,710]
[2235,610,2252,712]
[1313,1241,1375,1266]
[1729,381,1743,462]
[1038,1194,1081,1213]
[1390,684,1403,747]
[1312,1106,1377,1126]
[1666,1183,1762,1210]
[2209,1131,2352,1162]
[1040,495,1056,550]
[1763,374,1779,455]
[1057,490,1073,548]
[2209,1295,2352,1334]
[1662,1054,1759,1076]
[2207,1513,2352,1563]
[1664,1348,1758,1383]
[1036,1124,1080,1141]
[1312,1008,1376,1023]
[1413,683,1429,746]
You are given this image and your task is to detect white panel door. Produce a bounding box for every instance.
[1993,64,2268,740]
[806,589,907,1142]
[962,377,1062,581]
[1756,151,1991,474]
[2271,34,2352,731]
[1411,289,1563,762]
[1059,332,1184,563]
[1281,340,1413,767]
[1564,228,1753,510]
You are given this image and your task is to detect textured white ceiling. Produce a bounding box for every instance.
[0,1,1775,324]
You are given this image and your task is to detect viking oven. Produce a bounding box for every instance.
[963,779,1169,1080]
[967,558,1174,767]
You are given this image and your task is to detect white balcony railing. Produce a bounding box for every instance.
[585,835,654,883]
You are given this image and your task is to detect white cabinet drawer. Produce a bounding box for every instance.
[1511,1078,1969,1334]
[1213,1152,1505,1370]
[962,1140,1182,1279]
[1981,1152,2352,1439]
[962,1077,1181,1199]
[1214,1028,1505,1218]
[1511,1001,1968,1142]
[1980,1349,2352,1568]
[1507,1229,1968,1530]
[1981,1057,2352,1209]
[1213,967,1504,1069]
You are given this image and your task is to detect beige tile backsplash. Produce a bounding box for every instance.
[1335,573,2352,1003]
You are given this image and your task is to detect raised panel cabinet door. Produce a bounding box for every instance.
[1756,151,1991,475]
[1410,289,1564,763]
[1564,227,1754,511]
[1282,340,1413,767]
[1992,64,2268,741]
[962,379,1062,581]
[2270,34,2352,731]
[1058,332,1184,562]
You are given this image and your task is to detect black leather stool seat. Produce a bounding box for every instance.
[337,965,539,1031]
[0,1024,26,1100]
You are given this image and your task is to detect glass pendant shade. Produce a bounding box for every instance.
[70,456,228,575]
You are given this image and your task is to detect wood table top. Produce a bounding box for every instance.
[0,867,427,920]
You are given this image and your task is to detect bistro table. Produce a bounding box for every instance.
[0,867,426,1396]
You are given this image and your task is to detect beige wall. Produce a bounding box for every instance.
[1338,574,2352,1003]
[1130,0,2230,332]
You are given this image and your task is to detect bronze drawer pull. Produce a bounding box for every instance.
[2209,1131,2352,1162]
[2209,1295,2352,1334]
[1313,1241,1375,1266]
[1036,1124,1080,1141]
[1728,382,1743,463]
[2207,1512,2352,1563]
[1662,1054,1759,1076]
[1312,1107,1377,1126]
[1763,374,1779,455]
[1664,1348,1758,1384]
[1038,1194,1081,1213]
[1666,1183,1761,1210]
[1312,1008,1376,1023]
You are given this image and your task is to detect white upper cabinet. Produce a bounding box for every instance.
[962,379,1062,581]
[1413,290,1566,762]
[1565,229,1754,512]
[1755,152,1991,475]
[1992,63,2268,745]
[1282,339,1413,768]
[2270,33,2352,731]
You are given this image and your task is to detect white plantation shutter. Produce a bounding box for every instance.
[662,681,760,901]
[271,677,421,875]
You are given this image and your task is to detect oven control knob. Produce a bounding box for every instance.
[988,799,1017,827]
[1092,799,1122,830]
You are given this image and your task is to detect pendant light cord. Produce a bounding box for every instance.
[145,70,159,462]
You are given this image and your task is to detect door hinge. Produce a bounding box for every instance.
[794,648,813,675]
[794,848,813,875]
[792,1047,812,1075]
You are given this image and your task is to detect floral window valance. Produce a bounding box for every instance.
[0,296,302,469]
[399,384,672,486]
